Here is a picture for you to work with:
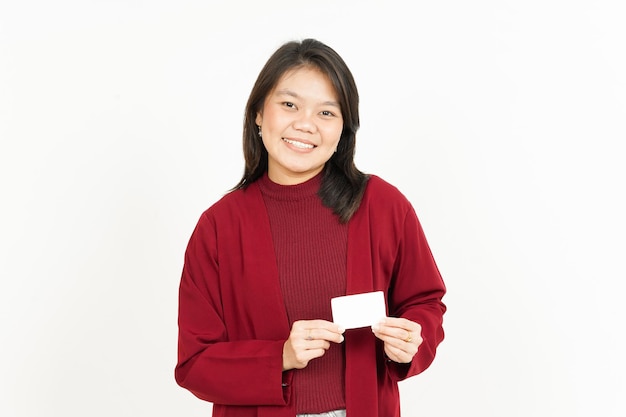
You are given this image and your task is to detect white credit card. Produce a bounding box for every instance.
[331,291,387,329]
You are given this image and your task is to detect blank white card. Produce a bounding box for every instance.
[331,291,387,329]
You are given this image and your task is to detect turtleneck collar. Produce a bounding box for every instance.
[257,171,322,201]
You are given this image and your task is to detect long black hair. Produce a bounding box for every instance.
[233,38,368,223]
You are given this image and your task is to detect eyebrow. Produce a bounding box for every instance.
[275,89,341,108]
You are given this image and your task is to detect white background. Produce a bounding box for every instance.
[1,1,625,416]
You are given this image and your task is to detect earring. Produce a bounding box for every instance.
[257,125,262,138]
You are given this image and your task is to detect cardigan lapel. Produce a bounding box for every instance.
[345,201,380,417]
[238,183,291,341]
[244,184,297,417]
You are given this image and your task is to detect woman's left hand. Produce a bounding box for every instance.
[371,317,422,364]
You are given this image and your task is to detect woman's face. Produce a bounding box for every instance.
[256,66,343,185]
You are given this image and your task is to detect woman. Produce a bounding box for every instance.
[175,38,446,417]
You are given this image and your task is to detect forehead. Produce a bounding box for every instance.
[272,66,338,99]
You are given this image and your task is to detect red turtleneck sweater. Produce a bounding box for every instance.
[258,173,347,414]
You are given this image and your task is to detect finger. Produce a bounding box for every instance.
[377,317,421,333]
[299,338,331,351]
[373,319,421,341]
[382,335,419,362]
[284,336,332,370]
[304,319,345,334]
[290,347,328,369]
[372,328,423,354]
[307,328,345,344]
[374,332,409,351]
[294,320,344,342]
[371,322,409,343]
[384,343,416,364]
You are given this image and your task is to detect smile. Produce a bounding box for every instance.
[283,138,315,149]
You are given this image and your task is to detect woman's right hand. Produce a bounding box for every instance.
[282,319,345,370]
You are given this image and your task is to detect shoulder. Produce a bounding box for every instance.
[206,183,261,213]
[362,175,412,209]
[351,175,416,227]
[197,183,263,226]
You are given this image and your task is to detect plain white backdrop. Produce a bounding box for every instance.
[1,1,624,416]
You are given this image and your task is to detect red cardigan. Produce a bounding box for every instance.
[175,175,446,417]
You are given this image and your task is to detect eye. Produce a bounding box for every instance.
[282,102,296,109]
[320,110,337,117]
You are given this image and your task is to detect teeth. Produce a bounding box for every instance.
[283,138,314,149]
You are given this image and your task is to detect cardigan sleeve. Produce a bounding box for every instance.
[386,206,447,381]
[174,212,292,406]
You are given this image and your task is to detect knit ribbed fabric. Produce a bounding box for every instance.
[258,172,347,414]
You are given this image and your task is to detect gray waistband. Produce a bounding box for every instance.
[296,410,346,417]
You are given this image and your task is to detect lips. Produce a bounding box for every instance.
[282,138,315,149]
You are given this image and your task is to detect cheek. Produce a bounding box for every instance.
[325,126,343,146]
[261,106,288,130]
[261,136,273,152]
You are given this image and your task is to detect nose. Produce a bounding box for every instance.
[292,111,316,134]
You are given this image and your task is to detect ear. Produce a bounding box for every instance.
[255,111,263,127]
